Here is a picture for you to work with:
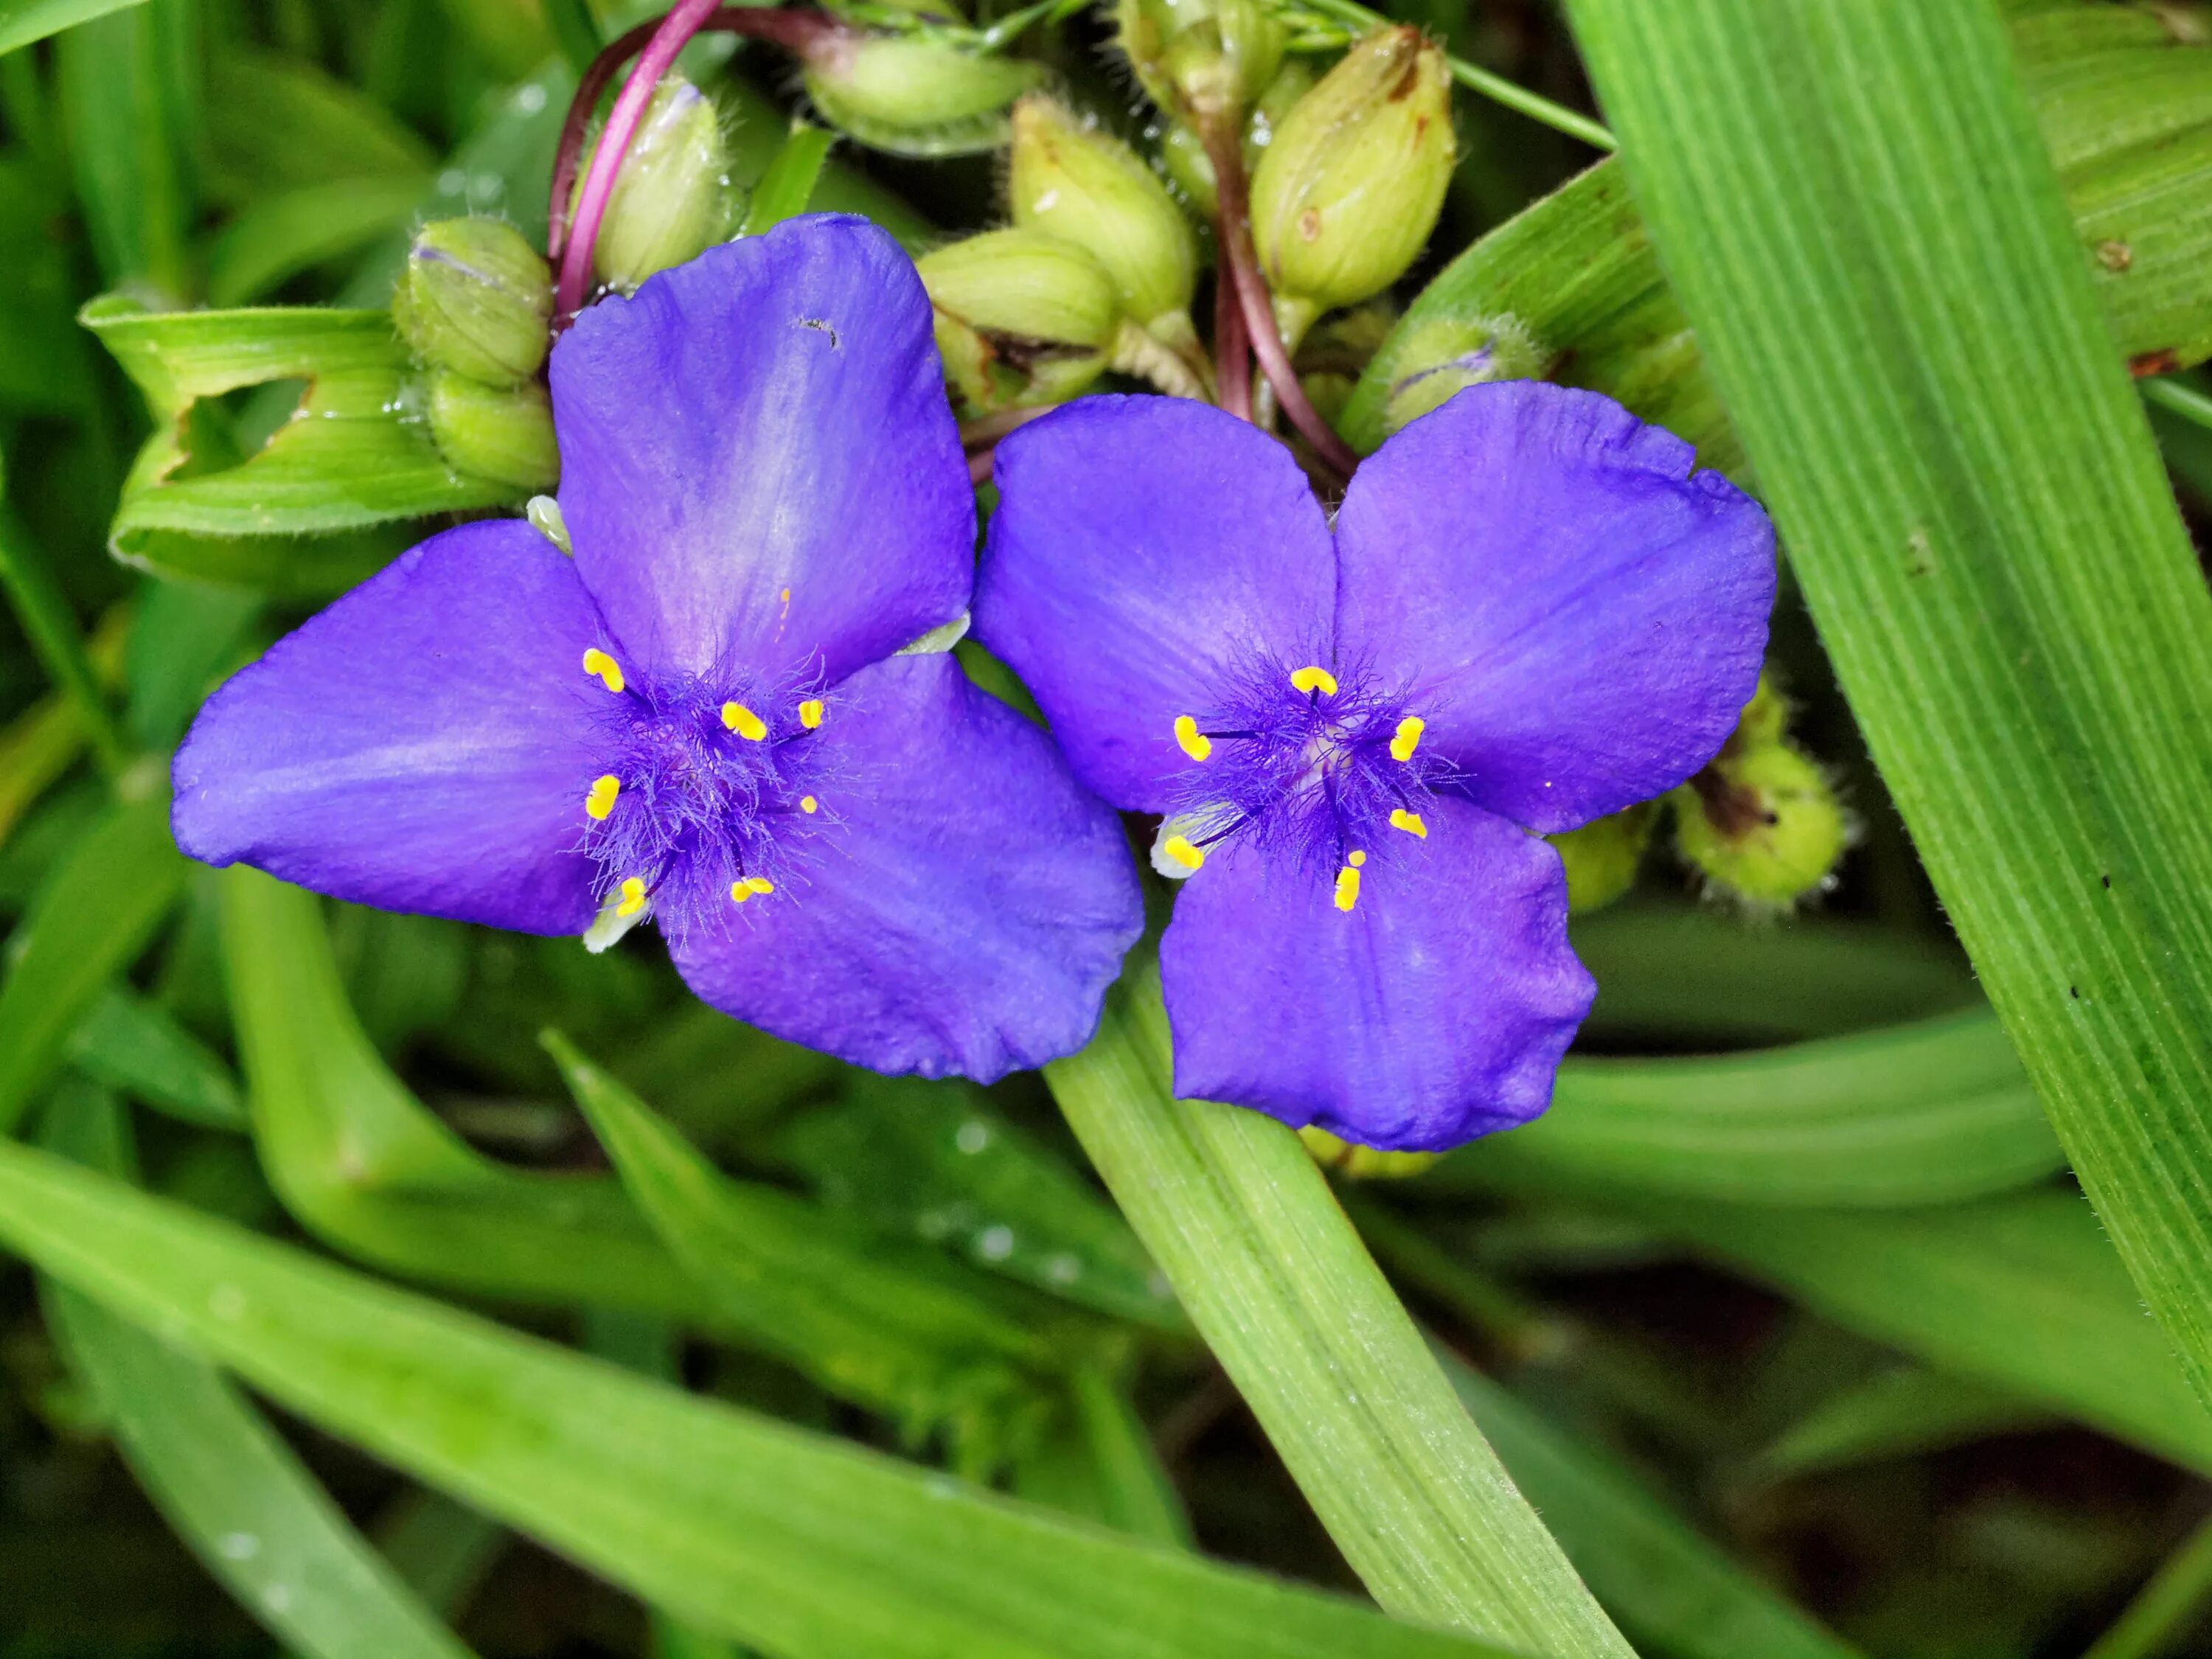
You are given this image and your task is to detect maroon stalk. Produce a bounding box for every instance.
[547,3,855,316]
[1197,119,1360,479]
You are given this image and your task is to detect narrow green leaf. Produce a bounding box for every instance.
[0,0,147,56]
[203,45,436,204]
[1464,1166,2212,1478]
[0,1135,1526,1659]
[1753,1366,2049,1481]
[547,1031,1082,1462]
[0,479,128,776]
[52,0,192,294]
[777,1074,1183,1329]
[1559,0,2212,1408]
[0,695,87,848]
[740,123,833,236]
[82,299,514,589]
[1047,967,1632,1657]
[0,790,185,1136]
[219,866,722,1324]
[69,984,246,1131]
[372,1490,504,1623]
[1011,1367,1192,1548]
[39,1083,476,1659]
[1427,1010,2061,1208]
[207,176,434,307]
[1437,1349,1863,1659]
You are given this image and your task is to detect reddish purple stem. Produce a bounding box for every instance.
[1198,119,1360,480]
[549,4,852,323]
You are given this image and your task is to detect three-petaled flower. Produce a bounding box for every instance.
[173,215,1141,1081]
[975,386,1775,1149]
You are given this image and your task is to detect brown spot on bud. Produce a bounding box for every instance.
[2096,239,2134,272]
[1298,207,1323,243]
[2131,347,2183,378]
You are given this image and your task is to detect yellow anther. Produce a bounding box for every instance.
[728,874,776,904]
[801,795,819,815]
[1389,808,1427,839]
[585,774,621,821]
[582,648,625,694]
[1162,834,1205,872]
[1290,665,1338,697]
[745,874,774,894]
[722,701,768,741]
[1349,849,1366,866]
[1389,716,1425,762]
[1333,862,1362,912]
[799,698,824,730]
[614,876,647,918]
[1173,714,1211,762]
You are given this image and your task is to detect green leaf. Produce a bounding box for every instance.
[218,866,723,1325]
[776,1074,1184,1329]
[1047,965,1631,1657]
[740,122,833,236]
[52,0,194,296]
[0,1133,1526,1659]
[1752,1366,2049,1481]
[1465,1169,2212,1478]
[0,790,186,1137]
[38,1082,476,1659]
[1436,1348,1863,1659]
[1558,0,2212,1409]
[203,45,436,204]
[207,177,435,307]
[81,299,515,592]
[1340,6,2212,455]
[546,1031,1085,1465]
[1010,1367,1193,1548]
[1427,1009,2062,1207]
[0,0,146,55]
[69,983,246,1132]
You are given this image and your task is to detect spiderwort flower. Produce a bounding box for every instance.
[975,386,1775,1148]
[173,215,1141,1080]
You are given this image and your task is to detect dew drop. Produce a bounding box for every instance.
[954,1120,990,1155]
[977,1225,1015,1262]
[516,83,548,114]
[1044,1253,1082,1284]
[218,1532,260,1561]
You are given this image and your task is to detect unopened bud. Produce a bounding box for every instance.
[1298,1124,1440,1180]
[804,35,1038,156]
[391,216,552,387]
[1116,0,1284,122]
[1733,672,1788,748]
[1382,310,1546,434]
[1158,58,1313,220]
[425,368,558,490]
[1549,801,1655,915]
[1009,97,1197,333]
[1674,743,1848,908]
[917,229,1122,415]
[1251,28,1453,330]
[594,77,736,293]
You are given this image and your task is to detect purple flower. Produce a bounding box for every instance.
[173,215,1141,1082]
[974,386,1775,1149]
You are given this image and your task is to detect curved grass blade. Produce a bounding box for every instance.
[39,1081,476,1659]
[739,123,833,236]
[1751,1367,2049,1482]
[1011,1366,1192,1548]
[546,1032,1090,1468]
[1427,1010,2060,1208]
[219,866,721,1324]
[0,1134,1528,1659]
[0,0,147,55]
[0,789,186,1136]
[69,983,246,1132]
[1559,0,2212,1412]
[1047,965,1632,1658]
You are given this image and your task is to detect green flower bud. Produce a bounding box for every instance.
[1115,0,1284,122]
[390,216,552,388]
[1158,58,1314,220]
[804,35,1039,157]
[1250,28,1453,331]
[1382,310,1547,434]
[917,229,1122,416]
[1009,97,1197,333]
[1549,801,1655,916]
[1298,1124,1441,1180]
[425,368,558,491]
[1733,671,1788,748]
[594,76,737,294]
[1673,743,1848,909]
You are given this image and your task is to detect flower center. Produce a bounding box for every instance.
[1160,653,1442,910]
[571,647,830,934]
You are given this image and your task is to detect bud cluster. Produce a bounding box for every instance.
[392,215,559,490]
